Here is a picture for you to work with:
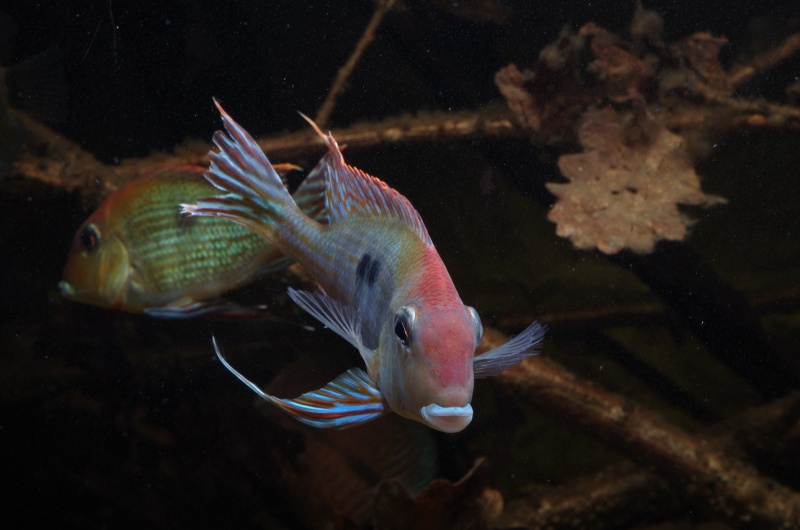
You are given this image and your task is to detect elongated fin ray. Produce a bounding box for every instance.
[272,368,388,428]
[181,99,295,244]
[473,321,547,378]
[300,113,433,246]
[213,337,387,429]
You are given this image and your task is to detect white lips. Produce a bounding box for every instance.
[420,403,474,433]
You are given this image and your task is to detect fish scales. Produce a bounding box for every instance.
[273,213,420,349]
[118,173,270,294]
[184,101,546,432]
[61,162,327,316]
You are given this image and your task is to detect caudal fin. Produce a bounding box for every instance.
[181,99,295,243]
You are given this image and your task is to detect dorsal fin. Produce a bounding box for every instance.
[300,114,433,247]
[291,158,328,224]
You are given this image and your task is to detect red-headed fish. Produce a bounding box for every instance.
[184,100,546,432]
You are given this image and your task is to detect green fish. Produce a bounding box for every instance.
[59,164,326,317]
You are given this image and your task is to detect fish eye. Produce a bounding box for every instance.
[467,306,483,345]
[393,306,415,349]
[79,224,101,253]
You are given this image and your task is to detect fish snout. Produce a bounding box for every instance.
[419,403,473,433]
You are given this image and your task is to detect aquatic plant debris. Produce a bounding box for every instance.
[496,354,800,529]
[494,7,800,254]
[373,457,502,530]
[547,109,726,254]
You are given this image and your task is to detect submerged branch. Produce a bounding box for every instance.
[501,393,800,529]
[9,99,796,209]
[493,351,800,528]
[728,32,800,90]
[257,107,521,160]
[314,0,398,129]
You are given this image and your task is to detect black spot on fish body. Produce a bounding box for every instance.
[356,254,371,281]
[366,258,381,286]
[356,253,381,287]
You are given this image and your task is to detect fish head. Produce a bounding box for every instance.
[383,303,483,433]
[59,212,133,309]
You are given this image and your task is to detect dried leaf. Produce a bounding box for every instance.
[547,109,726,254]
[372,457,501,530]
[495,29,596,144]
[682,32,730,92]
[587,37,650,103]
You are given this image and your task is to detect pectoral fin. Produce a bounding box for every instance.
[213,337,387,429]
[473,321,547,378]
[287,288,378,374]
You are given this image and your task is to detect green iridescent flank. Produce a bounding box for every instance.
[121,173,278,295]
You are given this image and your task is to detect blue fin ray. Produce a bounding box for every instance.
[213,337,387,429]
[292,158,328,224]
[182,99,295,242]
[300,114,433,246]
[473,321,547,378]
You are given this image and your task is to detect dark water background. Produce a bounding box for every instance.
[1,1,799,528]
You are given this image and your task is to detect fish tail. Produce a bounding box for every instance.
[181,99,297,244]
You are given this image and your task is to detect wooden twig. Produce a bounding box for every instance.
[260,107,520,160]
[729,33,800,90]
[494,353,800,528]
[500,393,800,529]
[7,98,798,207]
[500,463,676,529]
[314,0,398,129]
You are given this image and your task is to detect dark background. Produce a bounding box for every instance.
[3,0,796,162]
[2,1,799,528]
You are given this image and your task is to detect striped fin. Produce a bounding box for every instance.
[301,114,433,246]
[272,368,387,429]
[291,159,328,224]
[181,99,295,243]
[213,337,387,429]
[473,321,547,378]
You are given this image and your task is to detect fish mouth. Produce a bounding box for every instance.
[58,279,119,308]
[419,403,473,433]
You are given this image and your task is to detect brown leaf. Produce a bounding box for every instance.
[372,457,501,530]
[587,37,650,103]
[495,29,596,144]
[547,109,726,254]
